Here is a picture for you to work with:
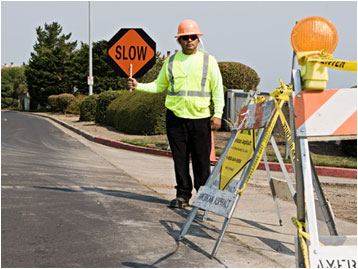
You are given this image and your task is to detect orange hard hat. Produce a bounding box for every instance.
[291,16,338,54]
[175,19,203,38]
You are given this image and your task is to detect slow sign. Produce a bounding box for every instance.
[107,28,156,78]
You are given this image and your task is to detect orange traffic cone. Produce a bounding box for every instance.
[210,131,217,164]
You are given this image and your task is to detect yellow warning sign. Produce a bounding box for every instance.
[219,129,255,190]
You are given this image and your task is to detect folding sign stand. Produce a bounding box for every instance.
[178,84,298,258]
[262,134,297,226]
[266,129,339,236]
[290,69,357,268]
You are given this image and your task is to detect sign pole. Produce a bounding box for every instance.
[88,1,93,95]
[290,70,305,267]
[129,64,133,92]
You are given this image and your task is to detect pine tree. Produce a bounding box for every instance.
[1,66,27,108]
[70,40,127,94]
[25,22,77,109]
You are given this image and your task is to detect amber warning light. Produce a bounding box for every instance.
[290,16,338,54]
[107,28,156,78]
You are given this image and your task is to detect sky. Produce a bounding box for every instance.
[1,1,357,92]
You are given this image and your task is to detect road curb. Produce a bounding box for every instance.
[256,161,357,179]
[32,113,95,141]
[94,137,172,158]
[34,113,357,180]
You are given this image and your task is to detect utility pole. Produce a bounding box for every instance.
[88,1,93,95]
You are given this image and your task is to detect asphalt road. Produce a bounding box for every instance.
[2,111,283,268]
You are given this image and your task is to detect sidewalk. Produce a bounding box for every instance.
[31,112,357,267]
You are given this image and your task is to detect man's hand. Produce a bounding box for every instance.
[210,117,221,131]
[127,78,138,91]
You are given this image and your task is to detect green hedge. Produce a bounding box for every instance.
[66,94,85,115]
[95,90,125,124]
[79,94,98,121]
[1,97,18,108]
[48,95,59,111]
[106,90,166,135]
[340,140,357,157]
[48,93,76,113]
[58,93,76,113]
[218,62,260,92]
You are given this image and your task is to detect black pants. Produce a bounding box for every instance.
[166,109,211,201]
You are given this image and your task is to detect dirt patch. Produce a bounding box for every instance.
[251,183,356,224]
[321,183,357,223]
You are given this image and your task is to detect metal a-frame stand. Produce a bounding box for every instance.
[178,85,299,258]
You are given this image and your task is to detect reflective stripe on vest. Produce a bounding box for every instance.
[167,52,211,97]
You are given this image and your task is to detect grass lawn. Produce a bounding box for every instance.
[121,137,357,169]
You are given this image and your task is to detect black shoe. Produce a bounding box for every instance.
[168,197,189,209]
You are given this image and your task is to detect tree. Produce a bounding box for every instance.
[25,22,77,108]
[137,51,165,83]
[1,66,27,108]
[70,40,127,94]
[70,41,89,93]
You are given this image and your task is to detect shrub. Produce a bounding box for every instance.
[66,94,86,115]
[48,95,60,111]
[57,93,76,113]
[218,62,260,92]
[106,90,166,135]
[95,90,125,124]
[48,93,76,113]
[340,140,357,157]
[1,97,18,109]
[80,94,99,121]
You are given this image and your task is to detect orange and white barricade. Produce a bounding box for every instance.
[294,87,357,139]
[291,69,357,268]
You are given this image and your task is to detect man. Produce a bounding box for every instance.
[127,19,224,208]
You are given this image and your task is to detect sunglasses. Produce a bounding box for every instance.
[181,35,198,41]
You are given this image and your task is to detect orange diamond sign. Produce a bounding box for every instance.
[107,28,156,78]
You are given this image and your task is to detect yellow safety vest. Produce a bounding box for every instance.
[165,51,213,119]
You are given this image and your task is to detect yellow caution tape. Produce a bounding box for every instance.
[292,217,325,268]
[292,217,324,246]
[274,99,295,160]
[270,80,293,101]
[292,217,310,268]
[315,58,357,72]
[237,80,293,195]
[251,95,267,104]
[297,50,357,72]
